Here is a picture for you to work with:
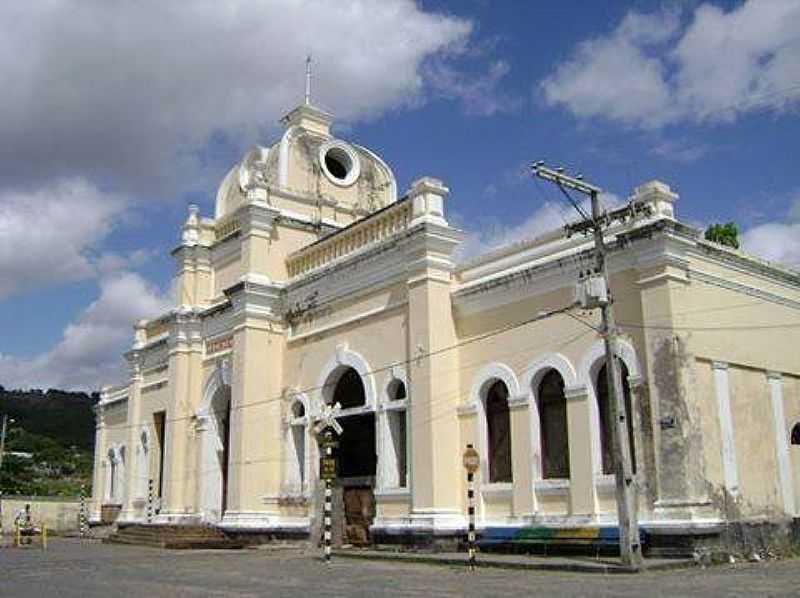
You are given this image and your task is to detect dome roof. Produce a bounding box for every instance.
[215,105,397,220]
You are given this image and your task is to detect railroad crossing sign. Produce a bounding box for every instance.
[314,401,343,437]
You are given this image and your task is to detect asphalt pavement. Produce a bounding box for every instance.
[0,538,797,597]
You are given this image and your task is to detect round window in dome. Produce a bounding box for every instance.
[319,141,360,186]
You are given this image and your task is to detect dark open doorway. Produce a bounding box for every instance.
[221,400,232,514]
[328,366,376,545]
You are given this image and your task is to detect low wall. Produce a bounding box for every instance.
[0,496,81,534]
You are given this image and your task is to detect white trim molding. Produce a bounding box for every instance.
[767,371,795,515]
[712,361,739,497]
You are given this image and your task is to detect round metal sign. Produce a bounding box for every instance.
[462,444,479,474]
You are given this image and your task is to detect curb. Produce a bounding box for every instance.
[330,551,696,574]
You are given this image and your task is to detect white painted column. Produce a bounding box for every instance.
[712,361,738,497]
[767,372,794,515]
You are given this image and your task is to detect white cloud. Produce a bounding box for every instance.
[0,272,172,390]
[0,1,471,195]
[426,59,522,116]
[740,195,800,269]
[456,192,621,262]
[0,178,127,298]
[651,139,710,163]
[540,1,800,128]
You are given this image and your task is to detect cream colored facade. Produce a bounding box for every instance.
[92,102,800,545]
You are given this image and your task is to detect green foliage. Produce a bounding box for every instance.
[1,388,96,496]
[704,222,740,249]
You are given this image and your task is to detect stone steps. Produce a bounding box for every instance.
[104,524,246,550]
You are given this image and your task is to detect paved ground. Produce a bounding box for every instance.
[1,538,798,597]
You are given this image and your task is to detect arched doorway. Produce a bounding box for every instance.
[198,382,232,522]
[327,366,376,544]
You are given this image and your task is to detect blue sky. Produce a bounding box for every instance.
[1,0,798,390]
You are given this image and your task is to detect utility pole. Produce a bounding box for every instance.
[532,162,646,570]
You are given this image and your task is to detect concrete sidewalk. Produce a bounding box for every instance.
[331,548,696,574]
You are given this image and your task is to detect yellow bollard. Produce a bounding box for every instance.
[42,526,47,551]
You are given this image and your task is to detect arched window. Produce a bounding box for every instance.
[538,370,570,479]
[332,368,366,409]
[596,362,636,474]
[791,423,800,445]
[486,380,512,483]
[287,401,307,493]
[385,379,408,488]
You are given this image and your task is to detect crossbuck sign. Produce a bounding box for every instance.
[314,402,343,436]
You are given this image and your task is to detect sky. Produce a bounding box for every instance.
[1,0,799,391]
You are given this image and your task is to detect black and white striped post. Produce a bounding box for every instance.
[323,429,334,563]
[313,402,343,565]
[79,484,88,539]
[463,444,480,571]
[146,479,154,523]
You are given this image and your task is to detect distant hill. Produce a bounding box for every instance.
[0,386,98,451]
[0,387,98,495]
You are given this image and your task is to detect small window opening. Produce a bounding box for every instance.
[324,148,351,180]
[332,368,366,409]
[292,401,305,419]
[791,423,800,445]
[389,380,406,401]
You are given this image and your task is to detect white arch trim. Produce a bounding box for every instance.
[578,338,642,387]
[470,362,521,488]
[315,345,377,412]
[520,353,578,392]
[196,360,232,523]
[198,359,232,420]
[521,353,579,481]
[578,338,643,476]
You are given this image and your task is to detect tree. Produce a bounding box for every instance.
[704,222,740,249]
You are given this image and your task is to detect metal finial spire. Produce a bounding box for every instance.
[305,54,312,106]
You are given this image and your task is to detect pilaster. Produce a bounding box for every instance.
[404,177,465,531]
[564,384,597,515]
[89,406,106,522]
[508,395,534,517]
[119,350,144,522]
[159,308,203,521]
[222,278,286,526]
[637,234,713,520]
[238,199,281,281]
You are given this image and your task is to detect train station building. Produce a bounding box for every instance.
[91,98,800,551]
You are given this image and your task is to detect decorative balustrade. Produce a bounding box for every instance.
[287,199,410,279]
[142,320,168,343]
[215,214,241,242]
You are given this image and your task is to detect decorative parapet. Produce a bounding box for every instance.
[215,213,241,242]
[286,198,411,279]
[98,384,129,408]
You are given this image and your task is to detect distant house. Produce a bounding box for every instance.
[7,451,33,460]
[92,100,800,552]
